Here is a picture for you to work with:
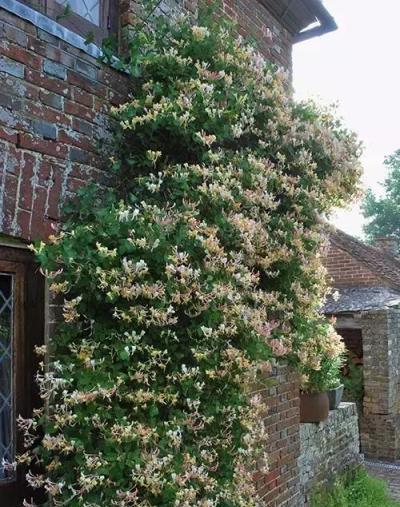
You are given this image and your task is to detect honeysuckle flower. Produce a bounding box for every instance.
[192,25,210,41]
[24,8,361,507]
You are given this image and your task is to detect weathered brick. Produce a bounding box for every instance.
[31,119,58,140]
[59,129,93,152]
[64,99,96,122]
[25,68,71,97]
[72,87,94,108]
[0,74,39,101]
[0,41,42,68]
[19,152,37,211]
[39,89,64,110]
[0,20,28,47]
[69,146,92,164]
[0,126,17,143]
[24,101,71,127]
[0,91,21,111]
[75,58,98,80]
[43,59,67,80]
[67,69,107,96]
[37,28,60,46]
[16,208,31,238]
[72,117,93,136]
[0,56,24,78]
[18,133,68,159]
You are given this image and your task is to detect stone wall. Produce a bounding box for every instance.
[360,307,400,460]
[299,403,361,505]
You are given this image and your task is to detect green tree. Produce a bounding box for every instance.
[362,150,400,243]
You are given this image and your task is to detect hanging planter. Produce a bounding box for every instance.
[300,391,329,423]
[328,384,344,410]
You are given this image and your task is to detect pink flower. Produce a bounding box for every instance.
[269,339,288,357]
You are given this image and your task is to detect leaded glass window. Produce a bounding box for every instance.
[18,0,117,46]
[58,0,100,26]
[0,274,14,481]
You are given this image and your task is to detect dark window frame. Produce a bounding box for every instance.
[19,0,119,45]
[0,247,45,507]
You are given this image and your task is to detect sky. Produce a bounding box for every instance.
[293,0,400,239]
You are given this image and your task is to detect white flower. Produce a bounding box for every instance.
[192,26,210,41]
[200,326,213,338]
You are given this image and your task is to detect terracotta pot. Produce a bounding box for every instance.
[328,385,344,410]
[300,391,329,423]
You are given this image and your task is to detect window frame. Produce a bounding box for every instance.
[0,247,45,507]
[18,0,119,45]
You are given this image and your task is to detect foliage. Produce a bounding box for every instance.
[311,467,400,507]
[19,4,361,506]
[299,323,346,393]
[362,149,400,246]
[342,361,364,403]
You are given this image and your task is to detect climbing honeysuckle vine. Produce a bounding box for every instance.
[20,6,361,507]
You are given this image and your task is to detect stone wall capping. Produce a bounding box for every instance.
[0,0,101,59]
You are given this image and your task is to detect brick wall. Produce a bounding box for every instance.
[324,243,384,288]
[123,0,293,68]
[220,0,292,68]
[0,0,292,243]
[255,363,302,507]
[299,403,361,505]
[0,7,131,241]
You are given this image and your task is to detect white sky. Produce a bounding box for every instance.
[293,0,400,238]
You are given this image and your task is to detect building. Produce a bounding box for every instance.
[324,228,400,460]
[0,1,337,505]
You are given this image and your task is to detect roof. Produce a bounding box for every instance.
[323,287,400,314]
[329,228,400,290]
[259,0,337,42]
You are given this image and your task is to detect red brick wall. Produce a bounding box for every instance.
[0,1,292,243]
[324,242,384,288]
[0,7,131,241]
[122,1,292,68]
[255,364,301,507]
[220,0,293,68]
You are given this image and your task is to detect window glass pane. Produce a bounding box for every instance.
[58,0,100,26]
[0,274,14,481]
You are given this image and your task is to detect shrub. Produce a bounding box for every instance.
[343,361,364,403]
[299,323,346,393]
[20,4,361,506]
[311,467,400,507]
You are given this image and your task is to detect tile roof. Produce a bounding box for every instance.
[329,228,400,290]
[323,287,400,314]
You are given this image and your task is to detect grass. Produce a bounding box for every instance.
[311,467,400,507]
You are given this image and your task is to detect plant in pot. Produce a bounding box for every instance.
[298,324,346,423]
[325,355,345,410]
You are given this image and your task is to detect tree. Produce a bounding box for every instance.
[362,149,400,243]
